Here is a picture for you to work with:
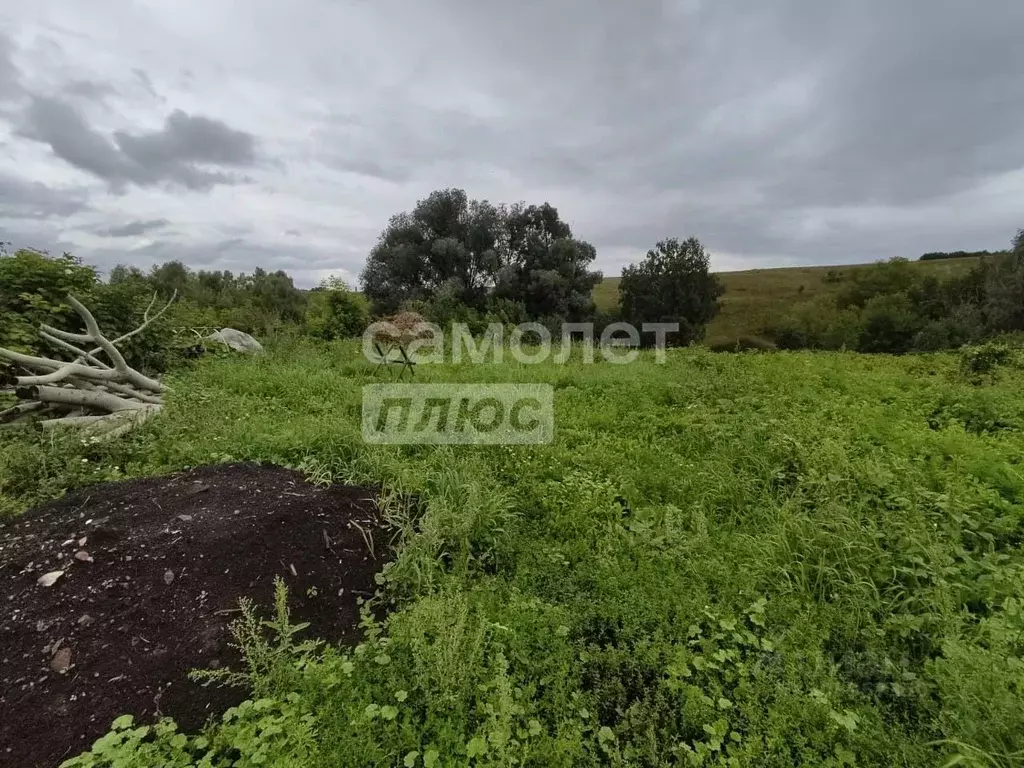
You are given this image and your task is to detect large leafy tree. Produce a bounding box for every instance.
[360,190,601,320]
[618,237,724,346]
[493,202,602,321]
[360,188,502,315]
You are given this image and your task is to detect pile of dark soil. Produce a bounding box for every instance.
[0,463,383,768]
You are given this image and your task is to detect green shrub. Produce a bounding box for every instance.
[0,247,99,355]
[958,340,1014,381]
[857,293,924,353]
[307,282,370,340]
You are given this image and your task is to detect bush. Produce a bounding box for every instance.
[768,297,862,350]
[912,305,985,352]
[958,341,1014,379]
[836,258,918,309]
[483,297,529,327]
[857,293,924,354]
[306,282,370,340]
[413,293,487,336]
[0,247,99,355]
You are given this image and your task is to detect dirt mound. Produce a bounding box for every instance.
[0,463,383,768]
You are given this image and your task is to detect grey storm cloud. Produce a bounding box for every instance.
[94,218,170,237]
[326,1,1024,203]
[1,0,1023,282]
[16,96,257,192]
[0,173,91,219]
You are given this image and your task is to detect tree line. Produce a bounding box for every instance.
[1,187,726,374]
[768,230,1024,353]
[0,243,369,373]
[358,187,723,346]
[5,187,1019,369]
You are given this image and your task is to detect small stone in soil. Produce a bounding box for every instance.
[50,648,72,674]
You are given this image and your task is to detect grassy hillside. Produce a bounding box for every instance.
[594,257,982,346]
[4,341,1024,765]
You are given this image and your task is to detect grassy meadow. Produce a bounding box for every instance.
[3,341,1024,766]
[594,257,983,347]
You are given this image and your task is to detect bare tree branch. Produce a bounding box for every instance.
[39,331,111,370]
[21,385,152,412]
[0,401,43,423]
[0,292,176,433]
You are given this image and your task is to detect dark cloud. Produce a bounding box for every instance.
[95,218,170,237]
[0,173,91,219]
[115,110,256,168]
[16,97,258,191]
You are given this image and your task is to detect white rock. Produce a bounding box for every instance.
[204,328,264,354]
[37,571,64,587]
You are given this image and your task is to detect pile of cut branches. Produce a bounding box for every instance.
[0,292,175,439]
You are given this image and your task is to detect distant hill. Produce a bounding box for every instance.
[593,257,983,347]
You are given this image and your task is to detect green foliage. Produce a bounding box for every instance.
[306,279,370,340]
[191,576,323,696]
[130,260,307,336]
[773,296,863,350]
[59,716,201,768]
[857,293,924,354]
[360,188,505,315]
[492,202,602,322]
[958,340,1015,382]
[618,237,724,345]
[836,257,919,310]
[766,231,1024,353]
[360,190,601,321]
[0,246,99,354]
[6,339,1024,767]
[59,695,319,767]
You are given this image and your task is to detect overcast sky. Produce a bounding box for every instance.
[1,1,1022,287]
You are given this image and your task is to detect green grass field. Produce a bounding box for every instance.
[3,341,1023,766]
[594,257,982,346]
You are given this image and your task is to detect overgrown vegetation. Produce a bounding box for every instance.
[601,228,1022,353]
[767,231,1024,353]
[0,244,367,378]
[3,340,1023,766]
[5,207,1024,766]
[596,253,982,349]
